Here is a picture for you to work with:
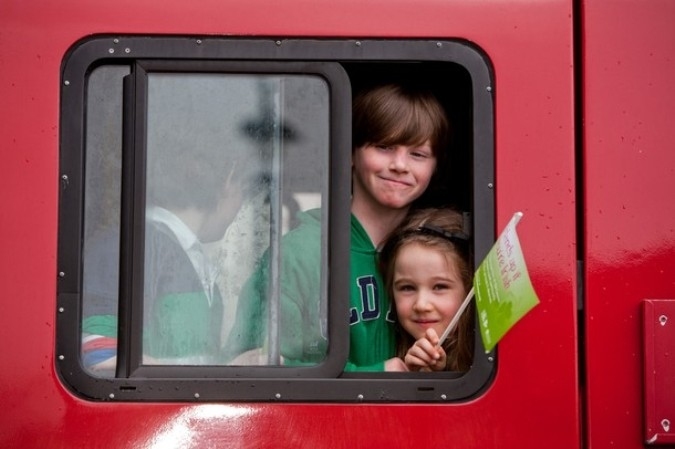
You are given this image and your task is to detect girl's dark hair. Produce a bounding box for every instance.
[379,207,474,371]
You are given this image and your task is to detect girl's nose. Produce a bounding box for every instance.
[413,293,432,311]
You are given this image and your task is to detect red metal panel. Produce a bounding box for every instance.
[582,1,675,448]
[0,0,579,447]
[643,300,675,445]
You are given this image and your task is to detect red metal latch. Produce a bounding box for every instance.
[643,299,675,445]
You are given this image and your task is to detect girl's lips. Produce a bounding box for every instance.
[413,319,439,326]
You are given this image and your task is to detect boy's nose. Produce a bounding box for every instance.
[389,148,409,172]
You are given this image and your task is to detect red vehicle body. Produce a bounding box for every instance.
[1,0,674,447]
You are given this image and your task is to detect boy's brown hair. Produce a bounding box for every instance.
[353,83,450,159]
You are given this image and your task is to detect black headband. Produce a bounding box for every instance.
[411,224,470,243]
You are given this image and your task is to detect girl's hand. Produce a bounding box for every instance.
[228,348,283,365]
[404,328,447,371]
[384,357,409,372]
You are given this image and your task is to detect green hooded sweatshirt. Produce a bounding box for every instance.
[224,209,395,371]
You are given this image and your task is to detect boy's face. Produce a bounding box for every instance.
[198,188,244,243]
[352,142,436,211]
[198,164,248,243]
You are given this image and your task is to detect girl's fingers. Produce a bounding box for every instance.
[415,338,442,361]
[425,328,441,346]
[405,341,445,370]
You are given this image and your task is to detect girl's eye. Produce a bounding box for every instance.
[433,283,450,291]
[395,284,415,292]
[376,144,394,151]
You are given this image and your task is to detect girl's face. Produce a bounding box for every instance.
[392,242,467,340]
[352,142,436,211]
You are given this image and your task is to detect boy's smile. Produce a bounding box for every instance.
[352,142,436,211]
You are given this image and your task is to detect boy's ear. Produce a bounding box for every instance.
[222,160,239,190]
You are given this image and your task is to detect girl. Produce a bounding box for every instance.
[380,208,474,371]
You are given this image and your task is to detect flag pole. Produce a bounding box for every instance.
[438,286,475,345]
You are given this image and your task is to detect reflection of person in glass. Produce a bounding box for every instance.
[225,83,451,371]
[82,142,254,372]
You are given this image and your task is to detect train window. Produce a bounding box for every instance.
[57,36,494,402]
[79,67,341,375]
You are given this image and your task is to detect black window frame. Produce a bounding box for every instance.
[57,36,495,402]
[121,60,349,379]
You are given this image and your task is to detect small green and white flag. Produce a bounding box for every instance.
[439,212,540,353]
[473,211,540,352]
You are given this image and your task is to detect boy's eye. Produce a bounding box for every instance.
[375,144,395,151]
[410,150,432,159]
